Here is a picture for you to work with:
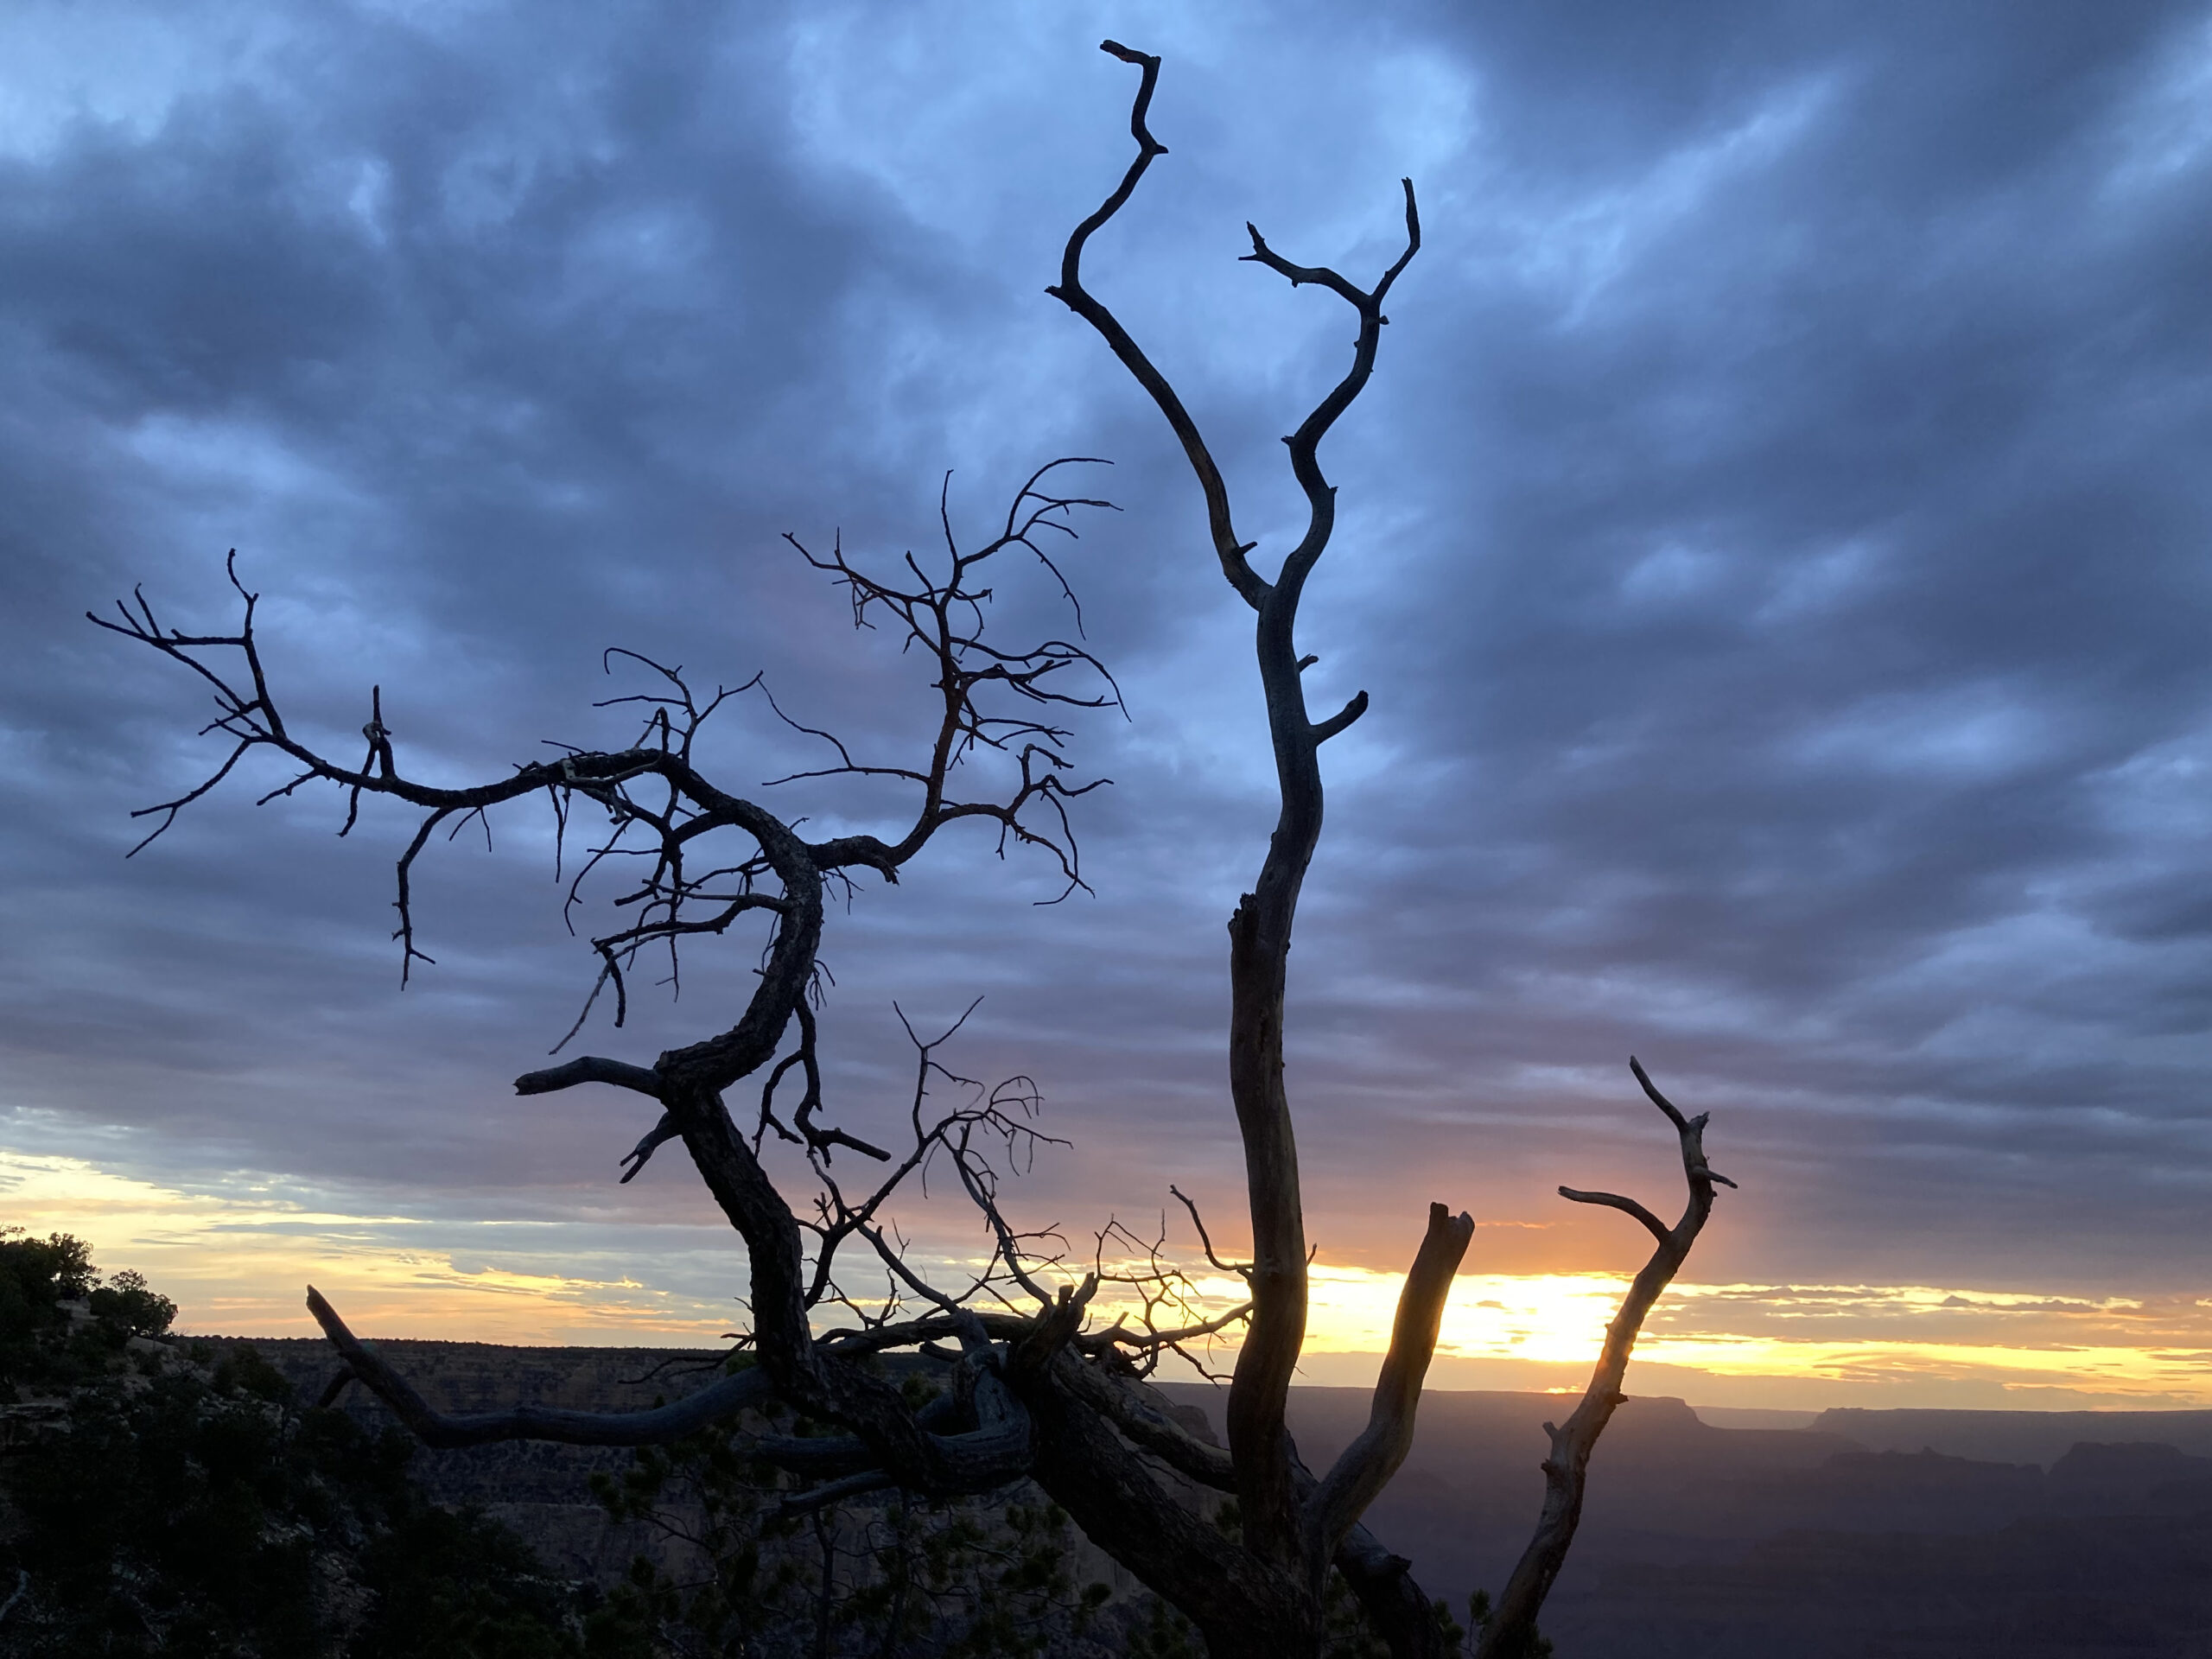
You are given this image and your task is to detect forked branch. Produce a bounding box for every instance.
[1052,40,1426,1589]
[1476,1059,1733,1659]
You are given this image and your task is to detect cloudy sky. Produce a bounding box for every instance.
[5,0,2212,1412]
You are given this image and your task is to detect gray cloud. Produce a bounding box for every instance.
[4,2,2211,1315]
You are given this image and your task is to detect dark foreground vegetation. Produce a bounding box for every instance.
[0,1237,1407,1657]
[11,1239,2212,1656]
[0,1231,623,1656]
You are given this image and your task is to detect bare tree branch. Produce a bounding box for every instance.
[1053,35,1419,1584]
[1047,44,1267,613]
[308,1287,774,1447]
[1301,1203,1474,1591]
[1557,1186,1671,1247]
[1169,1183,1253,1277]
[1476,1059,1732,1659]
[515,1056,664,1097]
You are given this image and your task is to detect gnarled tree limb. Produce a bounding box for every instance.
[308,1286,773,1447]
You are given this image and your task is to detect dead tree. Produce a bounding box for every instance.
[98,42,1728,1659]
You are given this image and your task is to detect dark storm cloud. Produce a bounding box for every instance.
[3,2,2210,1303]
[1287,0,2212,1284]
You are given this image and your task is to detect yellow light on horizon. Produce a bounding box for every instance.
[0,1149,740,1344]
[10,1147,2212,1403]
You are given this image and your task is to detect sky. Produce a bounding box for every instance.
[4,0,2212,1414]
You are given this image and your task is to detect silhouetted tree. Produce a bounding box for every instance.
[99,42,1731,1659]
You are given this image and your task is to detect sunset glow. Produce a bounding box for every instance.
[14,1147,2207,1408]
